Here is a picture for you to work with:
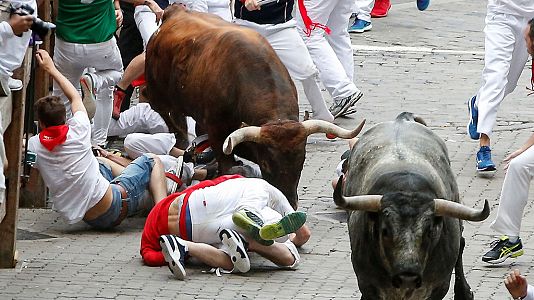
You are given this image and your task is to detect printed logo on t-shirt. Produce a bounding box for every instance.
[80,0,95,4]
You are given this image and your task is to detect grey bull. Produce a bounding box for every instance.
[333,112,489,300]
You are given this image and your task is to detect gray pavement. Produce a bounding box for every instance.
[2,0,534,299]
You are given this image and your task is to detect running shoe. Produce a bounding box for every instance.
[476,146,496,175]
[348,19,372,33]
[259,211,307,240]
[467,95,479,140]
[159,234,188,280]
[232,209,273,246]
[482,236,523,264]
[417,0,430,11]
[329,91,363,118]
[219,228,250,273]
[80,73,97,119]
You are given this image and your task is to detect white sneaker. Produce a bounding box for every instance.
[165,156,184,195]
[8,77,22,91]
[159,234,188,280]
[219,229,250,273]
[80,73,97,119]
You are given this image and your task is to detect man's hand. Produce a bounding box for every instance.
[115,8,123,27]
[244,0,261,11]
[505,269,528,299]
[35,49,55,73]
[145,0,164,23]
[8,14,33,36]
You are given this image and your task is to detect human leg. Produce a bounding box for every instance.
[134,5,160,49]
[490,147,534,237]
[326,0,356,81]
[297,0,360,101]
[476,13,518,139]
[354,0,374,21]
[108,102,169,136]
[52,38,85,119]
[113,53,146,119]
[112,153,166,211]
[123,133,176,159]
[248,239,300,269]
[261,22,334,121]
[86,38,124,146]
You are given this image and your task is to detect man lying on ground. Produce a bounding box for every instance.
[28,50,167,229]
[141,175,310,279]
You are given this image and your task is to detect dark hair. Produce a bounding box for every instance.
[34,96,66,127]
[529,18,534,40]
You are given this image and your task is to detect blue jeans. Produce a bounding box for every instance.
[85,154,154,229]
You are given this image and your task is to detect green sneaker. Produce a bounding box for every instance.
[482,236,523,264]
[232,209,273,246]
[259,211,307,240]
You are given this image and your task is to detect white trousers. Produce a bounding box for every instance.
[490,145,534,237]
[107,103,169,136]
[353,0,374,21]
[476,11,530,137]
[134,5,159,49]
[234,19,333,120]
[188,178,295,244]
[124,133,176,159]
[53,37,123,146]
[296,0,360,101]
[135,1,232,49]
[182,0,232,21]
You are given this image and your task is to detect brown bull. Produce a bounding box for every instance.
[145,6,364,208]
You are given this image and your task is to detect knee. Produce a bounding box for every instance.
[507,157,527,174]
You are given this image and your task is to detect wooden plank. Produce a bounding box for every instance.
[19,0,52,208]
[0,50,31,268]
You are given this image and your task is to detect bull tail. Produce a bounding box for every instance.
[396,112,427,126]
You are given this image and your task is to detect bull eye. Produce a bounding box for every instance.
[382,227,389,238]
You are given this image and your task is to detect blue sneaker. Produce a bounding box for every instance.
[349,19,372,33]
[467,96,480,140]
[476,146,496,174]
[417,0,430,11]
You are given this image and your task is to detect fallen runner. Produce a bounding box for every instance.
[141,175,309,279]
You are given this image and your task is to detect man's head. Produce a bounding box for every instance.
[34,96,66,128]
[525,18,534,55]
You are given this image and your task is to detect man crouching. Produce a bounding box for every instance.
[141,175,310,279]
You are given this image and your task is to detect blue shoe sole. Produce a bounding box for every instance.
[467,96,480,140]
[417,0,429,10]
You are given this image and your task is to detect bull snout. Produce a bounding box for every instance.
[392,272,422,289]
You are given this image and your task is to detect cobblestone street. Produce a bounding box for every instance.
[2,0,534,299]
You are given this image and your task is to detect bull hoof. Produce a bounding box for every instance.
[454,289,474,300]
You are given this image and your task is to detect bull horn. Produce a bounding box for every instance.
[433,199,490,222]
[333,175,382,211]
[302,119,366,138]
[222,126,261,155]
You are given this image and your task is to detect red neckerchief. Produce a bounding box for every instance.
[39,125,69,151]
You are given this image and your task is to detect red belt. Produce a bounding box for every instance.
[177,193,190,240]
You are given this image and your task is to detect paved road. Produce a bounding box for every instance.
[3,0,534,299]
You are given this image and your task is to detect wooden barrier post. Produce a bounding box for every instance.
[19,0,53,208]
[0,50,31,268]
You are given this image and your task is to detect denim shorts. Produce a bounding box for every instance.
[85,154,154,229]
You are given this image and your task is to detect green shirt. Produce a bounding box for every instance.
[57,0,116,44]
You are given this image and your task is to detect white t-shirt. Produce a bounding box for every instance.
[29,111,110,224]
[0,0,36,77]
[488,0,534,18]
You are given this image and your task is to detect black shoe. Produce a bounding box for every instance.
[482,236,523,264]
[159,235,188,279]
